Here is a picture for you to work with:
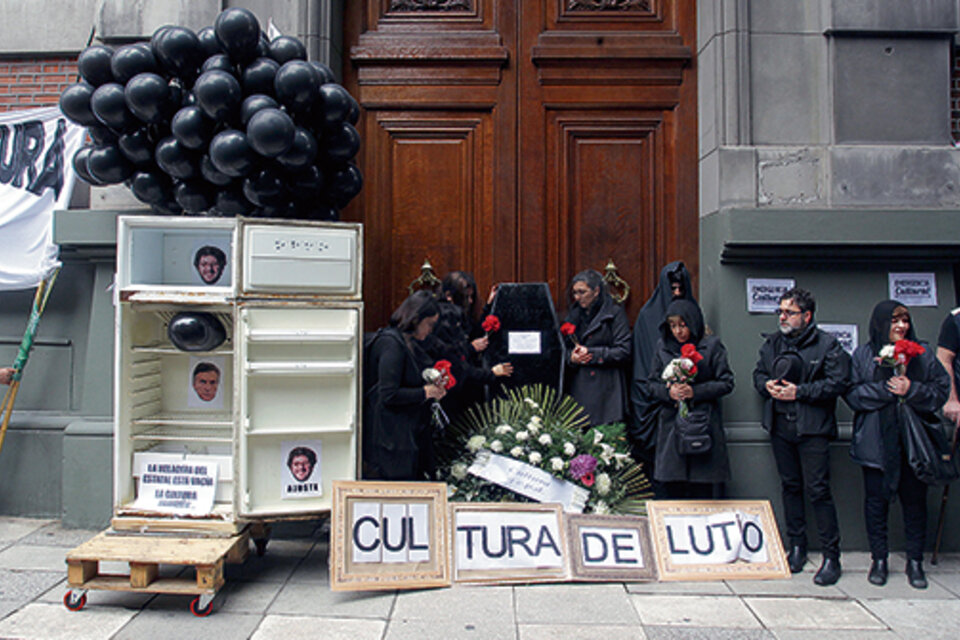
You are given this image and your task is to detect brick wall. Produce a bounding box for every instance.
[0,56,78,112]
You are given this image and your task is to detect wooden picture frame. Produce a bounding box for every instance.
[330,480,450,591]
[565,513,658,582]
[646,500,791,581]
[450,502,568,585]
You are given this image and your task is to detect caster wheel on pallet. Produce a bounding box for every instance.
[189,596,214,617]
[63,591,87,611]
[254,538,268,557]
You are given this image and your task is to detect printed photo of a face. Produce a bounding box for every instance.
[192,362,220,402]
[281,440,322,499]
[287,447,317,482]
[194,245,227,285]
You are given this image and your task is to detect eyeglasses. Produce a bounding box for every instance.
[776,308,803,317]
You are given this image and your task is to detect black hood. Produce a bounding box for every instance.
[634,262,696,372]
[658,299,704,348]
[868,299,917,351]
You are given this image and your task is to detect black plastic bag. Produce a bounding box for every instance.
[900,403,960,486]
[676,405,712,455]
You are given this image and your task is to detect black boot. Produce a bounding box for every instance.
[813,556,841,586]
[787,545,807,574]
[867,558,888,586]
[906,558,927,589]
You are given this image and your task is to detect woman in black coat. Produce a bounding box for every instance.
[564,269,632,426]
[645,299,734,498]
[363,291,447,481]
[845,300,950,589]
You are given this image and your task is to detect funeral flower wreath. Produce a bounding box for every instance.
[437,384,651,514]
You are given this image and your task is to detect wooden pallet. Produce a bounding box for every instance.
[66,529,250,598]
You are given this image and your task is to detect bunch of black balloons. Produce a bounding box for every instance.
[58,7,362,220]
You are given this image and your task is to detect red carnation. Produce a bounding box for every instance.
[680,343,703,364]
[481,315,501,334]
[443,372,456,390]
[560,322,576,336]
[434,360,453,374]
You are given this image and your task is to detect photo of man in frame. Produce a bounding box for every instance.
[193,245,227,286]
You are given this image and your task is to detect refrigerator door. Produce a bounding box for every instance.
[237,302,361,517]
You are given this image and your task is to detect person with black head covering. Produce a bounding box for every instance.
[363,291,447,481]
[630,262,696,473]
[564,269,631,426]
[645,299,734,498]
[753,287,850,586]
[845,301,949,589]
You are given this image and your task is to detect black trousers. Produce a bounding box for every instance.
[862,457,927,561]
[770,423,841,558]
[660,481,718,500]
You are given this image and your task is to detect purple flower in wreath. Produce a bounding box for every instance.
[568,454,598,481]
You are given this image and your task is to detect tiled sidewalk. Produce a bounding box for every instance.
[0,516,956,639]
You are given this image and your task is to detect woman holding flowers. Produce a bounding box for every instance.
[646,299,734,498]
[363,291,447,481]
[845,300,949,589]
[563,270,632,426]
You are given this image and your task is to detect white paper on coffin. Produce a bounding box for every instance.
[467,450,589,513]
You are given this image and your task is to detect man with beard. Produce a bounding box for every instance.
[753,287,850,586]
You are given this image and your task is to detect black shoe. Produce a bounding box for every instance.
[906,559,928,589]
[868,558,888,586]
[787,545,807,574]
[813,557,841,586]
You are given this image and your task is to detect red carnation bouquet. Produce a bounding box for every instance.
[560,322,580,347]
[661,343,703,417]
[481,315,501,338]
[431,359,457,390]
[876,339,925,376]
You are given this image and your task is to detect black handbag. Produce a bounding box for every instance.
[676,405,712,455]
[900,403,960,486]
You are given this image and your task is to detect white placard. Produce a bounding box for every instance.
[454,509,564,571]
[508,331,541,355]
[281,440,322,499]
[889,272,937,307]
[746,278,795,314]
[579,526,644,569]
[819,323,859,355]
[662,511,769,565]
[187,355,226,410]
[132,455,218,516]
[350,500,433,564]
[468,451,589,512]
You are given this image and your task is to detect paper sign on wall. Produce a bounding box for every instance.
[508,331,541,354]
[133,454,218,516]
[819,323,859,355]
[746,278,795,314]
[888,272,937,307]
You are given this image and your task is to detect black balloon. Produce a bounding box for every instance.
[197,26,223,58]
[77,45,114,86]
[153,197,184,215]
[246,108,295,157]
[243,166,285,206]
[167,312,226,351]
[87,144,133,184]
[129,171,170,204]
[316,83,351,129]
[88,124,119,146]
[327,163,364,207]
[150,26,173,67]
[321,122,360,163]
[240,94,279,127]
[304,203,339,221]
[72,146,102,185]
[155,26,204,78]
[201,53,234,74]
[124,72,171,124]
[117,128,155,165]
[215,184,253,216]
[193,69,243,121]
[91,83,137,131]
[274,60,319,112]
[59,82,98,127]
[345,93,360,126]
[110,44,158,85]
[209,129,256,177]
[201,154,233,186]
[268,36,306,64]
[155,136,199,179]
[215,7,261,64]
[276,127,317,168]
[287,164,325,197]
[171,106,214,150]
[174,180,214,213]
[257,31,270,58]
[241,57,280,96]
[309,61,336,85]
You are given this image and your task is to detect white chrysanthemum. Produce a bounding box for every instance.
[879,344,895,358]
[495,424,514,435]
[524,397,539,409]
[530,415,542,424]
[595,472,611,496]
[563,442,576,457]
[526,420,540,434]
[593,500,609,515]
[528,451,542,464]
[516,430,529,441]
[510,446,524,458]
[451,463,469,480]
[550,457,565,472]
[538,433,552,446]
[662,362,677,381]
[466,435,486,452]
[490,440,504,453]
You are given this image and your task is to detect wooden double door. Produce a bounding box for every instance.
[343,0,697,327]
